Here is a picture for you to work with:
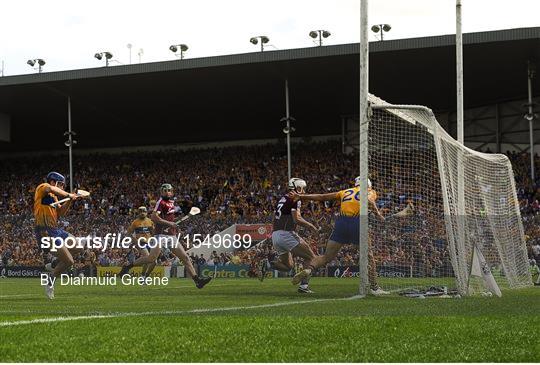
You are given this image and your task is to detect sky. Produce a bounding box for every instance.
[0,0,538,76]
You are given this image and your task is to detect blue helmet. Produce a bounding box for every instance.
[46,172,65,184]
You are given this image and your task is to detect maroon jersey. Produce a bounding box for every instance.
[154,198,177,235]
[272,194,301,231]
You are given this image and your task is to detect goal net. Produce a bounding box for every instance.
[366,94,532,296]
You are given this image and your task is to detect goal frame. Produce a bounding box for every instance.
[359,0,530,297]
[358,0,467,296]
[368,103,466,295]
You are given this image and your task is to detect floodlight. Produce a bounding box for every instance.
[27,58,46,72]
[95,51,113,66]
[309,30,331,46]
[371,24,391,41]
[250,36,270,51]
[525,113,536,121]
[169,44,189,59]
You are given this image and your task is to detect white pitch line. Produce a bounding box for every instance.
[0,294,39,298]
[0,297,353,328]
[0,280,276,297]
[149,282,257,290]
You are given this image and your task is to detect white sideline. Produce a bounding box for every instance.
[0,297,354,328]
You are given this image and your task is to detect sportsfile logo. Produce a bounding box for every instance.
[40,234,182,252]
[40,233,253,252]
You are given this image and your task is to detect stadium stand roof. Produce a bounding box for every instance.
[1,27,539,152]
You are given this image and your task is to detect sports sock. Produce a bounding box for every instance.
[47,273,53,287]
[119,264,133,276]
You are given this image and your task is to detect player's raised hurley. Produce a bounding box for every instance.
[175,206,201,225]
[50,189,90,207]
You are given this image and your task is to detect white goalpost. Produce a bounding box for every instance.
[358,0,532,296]
[358,0,370,297]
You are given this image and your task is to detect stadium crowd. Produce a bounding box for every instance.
[0,141,538,277]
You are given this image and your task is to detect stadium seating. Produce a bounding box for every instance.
[0,142,538,269]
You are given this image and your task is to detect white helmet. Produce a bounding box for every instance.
[288,178,307,192]
[354,176,372,189]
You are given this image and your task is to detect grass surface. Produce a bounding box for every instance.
[0,277,539,362]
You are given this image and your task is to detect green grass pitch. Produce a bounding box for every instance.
[0,277,539,362]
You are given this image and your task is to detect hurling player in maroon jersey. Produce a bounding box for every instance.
[119,184,211,289]
[271,178,319,293]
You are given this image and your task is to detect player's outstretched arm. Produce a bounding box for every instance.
[292,191,339,202]
[368,199,385,222]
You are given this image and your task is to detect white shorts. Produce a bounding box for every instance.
[272,230,300,255]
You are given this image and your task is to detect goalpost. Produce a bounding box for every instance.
[358,0,532,296]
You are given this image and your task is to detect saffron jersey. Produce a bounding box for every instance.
[33,183,60,227]
[127,217,155,243]
[336,187,377,217]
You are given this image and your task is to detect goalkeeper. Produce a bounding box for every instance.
[290,176,391,296]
